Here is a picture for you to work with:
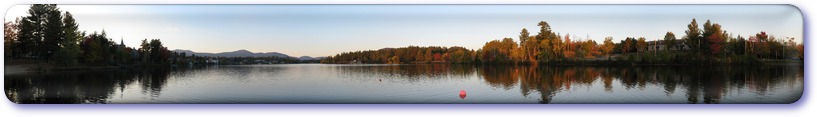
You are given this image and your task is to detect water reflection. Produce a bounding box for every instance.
[4,64,803,104]
[477,66,803,104]
[331,64,801,104]
[334,64,476,83]
[5,68,181,104]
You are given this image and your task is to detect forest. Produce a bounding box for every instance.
[3,4,302,70]
[322,19,804,65]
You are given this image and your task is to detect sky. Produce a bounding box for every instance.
[3,5,803,57]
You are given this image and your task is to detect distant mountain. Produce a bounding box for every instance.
[297,56,326,61]
[172,49,291,58]
[298,56,314,60]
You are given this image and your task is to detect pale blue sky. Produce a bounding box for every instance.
[4,5,803,57]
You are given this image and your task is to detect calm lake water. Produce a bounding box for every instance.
[4,64,804,104]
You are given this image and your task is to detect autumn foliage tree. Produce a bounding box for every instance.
[4,18,18,59]
[600,37,615,59]
[636,37,647,53]
[707,30,726,56]
[703,20,727,57]
[621,37,635,54]
[79,32,105,65]
[582,39,600,58]
[796,44,804,59]
[562,34,575,59]
[481,38,518,63]
[750,32,771,58]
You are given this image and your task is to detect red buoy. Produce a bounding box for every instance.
[459,90,466,99]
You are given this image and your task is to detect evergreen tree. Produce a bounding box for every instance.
[684,18,702,54]
[54,12,82,66]
[16,5,48,58]
[537,21,559,60]
[42,4,64,62]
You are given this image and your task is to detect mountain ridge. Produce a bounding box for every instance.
[171,49,324,60]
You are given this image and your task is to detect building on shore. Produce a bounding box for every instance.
[647,39,690,52]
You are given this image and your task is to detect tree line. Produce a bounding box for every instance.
[4,4,196,67]
[322,19,803,65]
[321,46,476,64]
[4,5,315,67]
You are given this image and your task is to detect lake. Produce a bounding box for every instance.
[4,64,804,104]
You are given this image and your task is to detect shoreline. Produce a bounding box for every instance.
[5,60,803,75]
[3,64,123,75]
[4,65,30,75]
[321,59,804,66]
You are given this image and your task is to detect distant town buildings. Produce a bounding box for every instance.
[206,59,219,64]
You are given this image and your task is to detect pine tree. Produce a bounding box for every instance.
[42,4,64,62]
[54,11,82,66]
[684,18,702,55]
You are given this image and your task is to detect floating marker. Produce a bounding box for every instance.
[459,90,466,99]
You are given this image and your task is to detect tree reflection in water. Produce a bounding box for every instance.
[478,65,802,104]
[5,68,178,104]
[335,64,476,84]
[4,64,803,104]
[335,64,801,104]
